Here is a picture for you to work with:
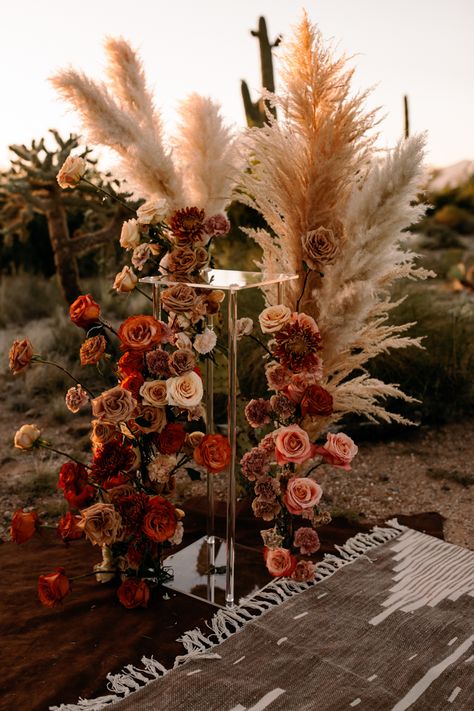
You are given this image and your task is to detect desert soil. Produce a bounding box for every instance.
[1,369,472,549]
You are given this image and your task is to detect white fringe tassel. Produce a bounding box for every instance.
[50,520,406,710]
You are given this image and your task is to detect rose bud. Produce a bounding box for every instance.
[38,567,71,608]
[9,509,39,544]
[69,294,101,329]
[117,579,150,609]
[57,155,87,189]
[14,424,41,450]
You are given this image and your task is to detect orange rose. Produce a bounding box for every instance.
[120,372,145,401]
[142,496,177,542]
[264,547,297,577]
[117,578,150,609]
[9,338,34,375]
[57,512,83,541]
[80,335,107,366]
[118,350,144,377]
[9,509,39,544]
[118,315,170,352]
[38,567,71,608]
[194,434,231,473]
[156,422,186,455]
[69,294,101,329]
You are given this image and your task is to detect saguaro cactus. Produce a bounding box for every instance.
[241,17,281,127]
[0,131,130,303]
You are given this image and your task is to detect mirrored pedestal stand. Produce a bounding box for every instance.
[141,270,298,608]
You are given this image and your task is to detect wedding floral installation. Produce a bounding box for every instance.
[7,13,433,614]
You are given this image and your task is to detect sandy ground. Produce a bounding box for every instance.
[1,369,472,549]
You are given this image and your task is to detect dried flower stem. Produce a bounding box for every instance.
[33,357,95,398]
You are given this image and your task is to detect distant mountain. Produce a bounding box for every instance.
[427,160,474,192]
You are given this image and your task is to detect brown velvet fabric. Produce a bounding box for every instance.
[0,500,444,711]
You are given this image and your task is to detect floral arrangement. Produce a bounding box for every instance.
[8,37,239,608]
[235,14,433,579]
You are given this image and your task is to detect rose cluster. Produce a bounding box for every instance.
[240,304,358,582]
[114,199,230,293]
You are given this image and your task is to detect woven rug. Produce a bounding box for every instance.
[54,522,474,711]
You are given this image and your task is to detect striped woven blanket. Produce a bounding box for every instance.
[54,523,474,710]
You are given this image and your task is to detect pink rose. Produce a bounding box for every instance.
[264,547,297,577]
[284,477,323,515]
[274,424,314,465]
[285,371,322,404]
[316,432,358,471]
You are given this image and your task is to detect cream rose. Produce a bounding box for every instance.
[14,424,41,450]
[284,476,323,515]
[139,380,168,407]
[166,371,203,409]
[236,317,253,340]
[91,386,137,423]
[274,424,314,465]
[120,219,140,251]
[79,503,122,546]
[259,304,292,333]
[136,197,169,225]
[57,155,87,189]
[113,265,138,293]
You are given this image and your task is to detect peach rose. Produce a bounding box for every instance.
[274,424,314,465]
[120,218,140,251]
[57,155,86,189]
[136,197,169,225]
[80,335,107,366]
[167,246,199,274]
[92,386,137,423]
[258,304,292,333]
[318,432,358,471]
[69,294,101,329]
[9,338,34,375]
[78,503,122,546]
[139,380,168,407]
[166,371,203,409]
[14,424,41,450]
[300,384,333,417]
[284,477,323,515]
[264,547,297,577]
[90,419,117,447]
[113,265,138,293]
[9,509,39,544]
[160,284,197,314]
[118,315,171,352]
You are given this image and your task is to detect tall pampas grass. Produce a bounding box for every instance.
[239,13,433,428]
[51,38,238,211]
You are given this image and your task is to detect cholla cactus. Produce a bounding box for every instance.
[0,130,130,303]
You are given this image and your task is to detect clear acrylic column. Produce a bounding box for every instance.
[141,270,298,608]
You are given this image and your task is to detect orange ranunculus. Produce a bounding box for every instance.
[38,567,71,608]
[57,512,84,542]
[80,335,107,366]
[118,350,144,377]
[194,434,231,473]
[9,509,39,544]
[69,294,101,329]
[118,315,171,352]
[156,422,186,455]
[142,496,177,543]
[120,372,145,401]
[117,578,150,609]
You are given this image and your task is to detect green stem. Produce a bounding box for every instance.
[81,177,135,214]
[33,357,95,398]
[296,269,311,312]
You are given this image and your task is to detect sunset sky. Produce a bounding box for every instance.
[1,0,473,169]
